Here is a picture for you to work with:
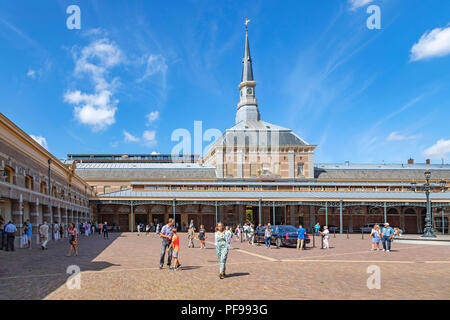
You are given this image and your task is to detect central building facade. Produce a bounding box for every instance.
[63,28,450,234]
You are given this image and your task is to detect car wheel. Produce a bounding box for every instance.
[276,238,282,248]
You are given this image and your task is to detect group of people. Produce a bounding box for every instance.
[187,221,207,249]
[369,222,400,252]
[157,218,231,279]
[0,218,112,257]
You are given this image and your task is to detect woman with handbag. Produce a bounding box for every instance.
[66,223,78,257]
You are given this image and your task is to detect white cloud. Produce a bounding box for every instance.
[30,135,48,150]
[64,90,117,131]
[123,130,139,143]
[139,54,167,82]
[348,0,373,10]
[423,139,450,160]
[27,69,36,78]
[65,38,123,131]
[151,151,159,155]
[142,130,157,146]
[410,26,450,61]
[387,132,419,141]
[146,111,159,125]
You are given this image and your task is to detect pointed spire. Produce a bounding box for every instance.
[241,28,254,82]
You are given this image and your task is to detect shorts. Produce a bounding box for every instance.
[199,235,205,241]
[372,238,380,243]
[173,251,179,258]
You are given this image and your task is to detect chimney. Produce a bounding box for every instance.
[426,159,430,165]
[408,158,414,164]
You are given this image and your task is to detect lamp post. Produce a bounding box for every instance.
[422,170,436,238]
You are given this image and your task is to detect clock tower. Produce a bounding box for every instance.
[235,26,260,124]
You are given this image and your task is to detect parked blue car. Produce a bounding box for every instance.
[254,225,311,248]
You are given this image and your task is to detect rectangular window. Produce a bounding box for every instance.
[273,163,280,175]
[297,163,304,176]
[120,186,128,191]
[226,164,234,177]
[104,186,111,194]
[250,164,257,177]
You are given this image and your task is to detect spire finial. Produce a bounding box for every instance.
[244,18,251,31]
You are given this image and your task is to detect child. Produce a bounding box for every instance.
[169,228,181,270]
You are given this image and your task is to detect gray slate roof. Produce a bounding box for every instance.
[314,168,450,180]
[98,189,450,200]
[210,120,310,149]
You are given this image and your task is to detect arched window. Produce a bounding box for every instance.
[369,207,381,215]
[25,175,34,190]
[387,208,399,215]
[40,181,47,194]
[52,186,57,197]
[3,166,15,184]
[404,208,416,215]
[352,207,364,215]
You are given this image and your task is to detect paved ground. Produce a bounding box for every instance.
[0,232,449,300]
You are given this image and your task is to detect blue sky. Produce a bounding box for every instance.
[1,0,450,163]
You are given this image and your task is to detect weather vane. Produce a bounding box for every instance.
[244,18,251,30]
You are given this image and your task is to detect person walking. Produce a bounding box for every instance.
[248,224,255,246]
[59,224,64,240]
[381,222,395,252]
[264,224,272,249]
[0,220,6,250]
[137,224,141,236]
[169,228,181,270]
[297,224,306,250]
[97,222,102,235]
[320,226,330,249]
[215,222,229,279]
[4,221,17,251]
[198,224,206,249]
[66,223,78,256]
[102,221,109,239]
[23,219,32,249]
[156,223,161,235]
[225,226,232,248]
[314,222,321,235]
[187,225,195,248]
[39,221,49,250]
[146,224,150,236]
[159,218,175,269]
[370,224,381,251]
[53,221,59,241]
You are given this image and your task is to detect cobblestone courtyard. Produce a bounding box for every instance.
[0,232,449,300]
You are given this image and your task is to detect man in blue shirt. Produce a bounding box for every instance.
[314,222,321,234]
[4,221,17,251]
[381,222,395,252]
[24,219,32,249]
[297,225,306,250]
[159,218,175,269]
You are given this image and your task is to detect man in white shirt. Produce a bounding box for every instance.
[54,221,59,240]
[320,226,330,249]
[39,221,49,250]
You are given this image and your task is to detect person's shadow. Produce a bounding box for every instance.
[225,272,250,278]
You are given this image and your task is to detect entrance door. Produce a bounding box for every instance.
[135,214,147,226]
[404,216,418,234]
[119,214,129,232]
[202,215,215,232]
[152,214,165,225]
